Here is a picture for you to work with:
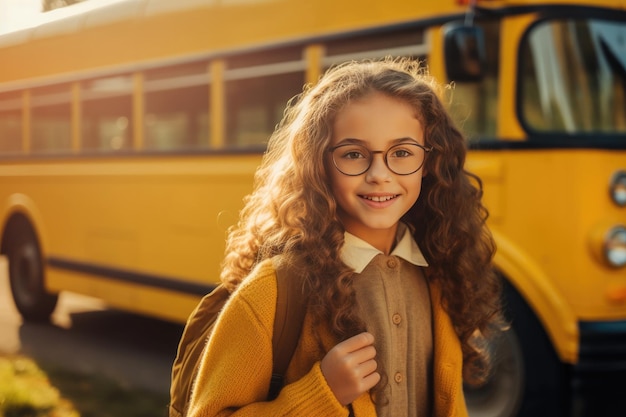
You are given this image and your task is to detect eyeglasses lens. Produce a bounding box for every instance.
[332,143,427,176]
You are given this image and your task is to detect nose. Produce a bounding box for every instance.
[365,152,391,183]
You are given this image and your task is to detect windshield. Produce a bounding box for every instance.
[520,18,626,135]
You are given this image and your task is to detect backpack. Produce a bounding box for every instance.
[168,258,308,417]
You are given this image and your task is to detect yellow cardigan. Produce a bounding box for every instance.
[188,258,468,417]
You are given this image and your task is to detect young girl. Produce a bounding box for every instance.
[187,58,503,417]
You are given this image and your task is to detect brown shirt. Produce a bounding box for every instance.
[353,254,433,417]
[342,225,433,417]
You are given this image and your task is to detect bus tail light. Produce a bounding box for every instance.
[605,226,626,268]
[610,170,626,207]
[589,223,626,268]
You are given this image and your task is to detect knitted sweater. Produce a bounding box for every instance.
[187,258,468,417]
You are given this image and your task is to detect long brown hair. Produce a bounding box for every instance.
[220,57,503,385]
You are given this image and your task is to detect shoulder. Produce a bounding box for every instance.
[237,257,279,292]
[228,258,280,324]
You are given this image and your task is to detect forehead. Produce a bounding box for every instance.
[331,92,423,146]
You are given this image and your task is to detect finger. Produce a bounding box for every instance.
[356,358,378,378]
[337,332,375,354]
[357,332,375,346]
[349,345,377,365]
[362,371,381,390]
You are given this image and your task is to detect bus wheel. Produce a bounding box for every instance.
[7,223,58,322]
[464,280,567,417]
[464,323,524,417]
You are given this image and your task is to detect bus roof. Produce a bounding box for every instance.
[0,0,623,89]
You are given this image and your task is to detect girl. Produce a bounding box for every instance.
[187,58,503,417]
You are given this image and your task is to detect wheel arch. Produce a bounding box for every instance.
[0,193,48,258]
[491,229,579,365]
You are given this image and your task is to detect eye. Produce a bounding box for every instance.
[344,151,365,159]
[338,146,368,160]
[388,146,415,158]
[392,149,411,157]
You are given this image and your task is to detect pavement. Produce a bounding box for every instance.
[0,256,184,394]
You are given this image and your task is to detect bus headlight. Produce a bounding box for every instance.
[610,170,626,207]
[605,226,626,268]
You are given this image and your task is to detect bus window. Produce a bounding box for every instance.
[225,48,305,148]
[81,75,133,152]
[520,18,626,134]
[447,20,500,141]
[0,91,21,154]
[31,84,72,153]
[323,27,427,69]
[144,61,210,151]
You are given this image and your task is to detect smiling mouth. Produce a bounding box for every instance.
[360,195,399,202]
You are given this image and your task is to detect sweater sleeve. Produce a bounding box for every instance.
[187,260,349,417]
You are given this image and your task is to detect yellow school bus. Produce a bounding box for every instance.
[0,0,624,415]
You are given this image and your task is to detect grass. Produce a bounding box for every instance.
[0,355,169,417]
[0,355,76,417]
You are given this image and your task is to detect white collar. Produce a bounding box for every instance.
[340,223,429,273]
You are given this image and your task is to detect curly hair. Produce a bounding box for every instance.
[220,57,503,386]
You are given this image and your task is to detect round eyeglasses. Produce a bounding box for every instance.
[328,142,432,176]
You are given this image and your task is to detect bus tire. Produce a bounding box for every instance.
[5,217,58,322]
[464,279,568,417]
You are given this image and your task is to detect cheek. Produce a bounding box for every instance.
[406,177,424,206]
[329,174,349,203]
[328,172,357,208]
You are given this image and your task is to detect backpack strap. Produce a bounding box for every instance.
[268,257,308,400]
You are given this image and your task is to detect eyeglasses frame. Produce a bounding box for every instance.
[328,142,433,176]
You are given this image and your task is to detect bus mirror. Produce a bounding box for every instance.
[443,22,486,82]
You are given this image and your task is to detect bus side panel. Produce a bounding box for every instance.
[0,153,262,322]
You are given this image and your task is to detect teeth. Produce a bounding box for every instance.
[364,195,396,202]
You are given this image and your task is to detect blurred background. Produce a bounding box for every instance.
[0,0,624,416]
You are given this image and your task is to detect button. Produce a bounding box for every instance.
[386,258,398,269]
[394,372,403,383]
[392,313,402,325]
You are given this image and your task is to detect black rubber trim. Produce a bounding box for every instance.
[468,137,626,151]
[576,320,626,375]
[47,256,215,296]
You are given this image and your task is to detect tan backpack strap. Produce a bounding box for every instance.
[268,256,308,399]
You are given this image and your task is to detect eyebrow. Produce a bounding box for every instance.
[334,137,421,147]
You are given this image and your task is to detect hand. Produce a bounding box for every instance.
[320,332,380,406]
